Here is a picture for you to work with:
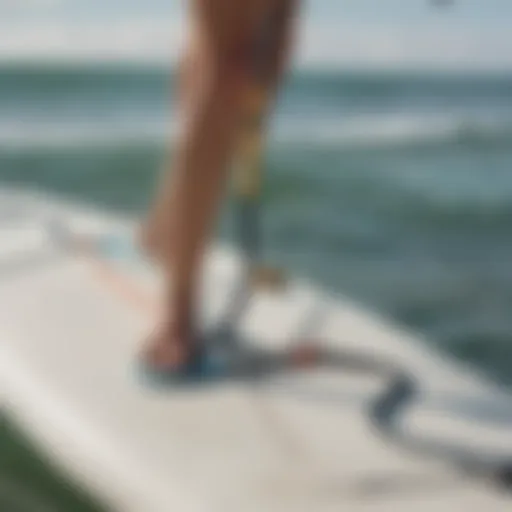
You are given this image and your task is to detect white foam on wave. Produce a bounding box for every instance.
[273,111,512,149]
[0,118,175,150]
[0,111,510,151]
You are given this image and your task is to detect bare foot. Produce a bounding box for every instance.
[142,321,196,372]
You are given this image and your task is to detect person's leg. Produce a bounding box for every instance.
[142,0,298,368]
[141,1,298,262]
[250,1,298,104]
[143,0,293,369]
[138,36,200,256]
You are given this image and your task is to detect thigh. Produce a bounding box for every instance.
[188,0,283,60]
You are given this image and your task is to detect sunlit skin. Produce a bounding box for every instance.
[139,0,298,370]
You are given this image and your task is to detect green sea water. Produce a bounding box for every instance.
[0,415,109,511]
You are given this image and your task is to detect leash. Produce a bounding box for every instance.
[227,7,512,491]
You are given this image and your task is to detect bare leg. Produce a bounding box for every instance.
[141,1,298,263]
[143,0,298,370]
[138,40,199,257]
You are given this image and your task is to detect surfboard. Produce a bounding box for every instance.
[1,188,511,512]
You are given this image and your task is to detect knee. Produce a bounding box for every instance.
[201,39,253,96]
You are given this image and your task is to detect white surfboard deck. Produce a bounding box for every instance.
[1,188,511,512]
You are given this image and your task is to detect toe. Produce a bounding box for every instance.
[141,330,190,371]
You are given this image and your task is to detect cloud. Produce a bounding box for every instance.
[1,16,511,71]
[0,19,185,63]
[1,0,64,9]
[297,21,512,70]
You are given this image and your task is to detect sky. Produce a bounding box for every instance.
[1,0,512,70]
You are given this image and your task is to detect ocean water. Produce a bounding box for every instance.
[1,62,512,389]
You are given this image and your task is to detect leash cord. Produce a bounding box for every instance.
[225,8,512,490]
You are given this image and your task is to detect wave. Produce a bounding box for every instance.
[273,112,512,151]
[1,112,512,152]
[0,119,174,151]
[3,64,512,103]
